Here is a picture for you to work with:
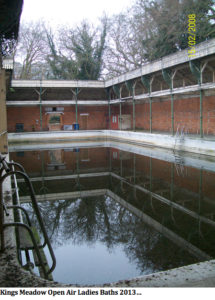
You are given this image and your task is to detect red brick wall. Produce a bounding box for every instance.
[135,102,150,131]
[152,101,171,132]
[7,107,41,132]
[134,95,215,135]
[78,106,108,130]
[7,105,108,132]
[7,94,215,135]
[174,95,215,135]
[174,97,200,134]
[203,96,215,135]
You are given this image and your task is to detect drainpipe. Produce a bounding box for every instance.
[141,75,153,133]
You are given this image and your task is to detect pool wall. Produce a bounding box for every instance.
[8,130,215,157]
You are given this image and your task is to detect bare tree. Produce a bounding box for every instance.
[104,0,215,76]
[14,20,48,79]
[104,10,148,78]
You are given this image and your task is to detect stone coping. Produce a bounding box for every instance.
[8,130,215,157]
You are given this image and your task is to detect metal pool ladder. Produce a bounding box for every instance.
[0,154,56,280]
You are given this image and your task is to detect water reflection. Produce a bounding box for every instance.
[23,195,198,284]
[12,147,215,284]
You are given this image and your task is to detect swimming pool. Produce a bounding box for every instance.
[10,144,215,285]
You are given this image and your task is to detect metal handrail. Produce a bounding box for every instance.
[7,205,32,227]
[8,161,26,173]
[0,154,56,276]
[0,155,10,173]
[0,131,7,137]
[10,161,46,249]
[3,222,48,279]
[0,170,56,275]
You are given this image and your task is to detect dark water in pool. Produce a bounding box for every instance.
[10,146,215,284]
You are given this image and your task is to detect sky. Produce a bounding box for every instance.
[20,0,134,28]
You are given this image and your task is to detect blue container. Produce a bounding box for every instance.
[73,123,79,130]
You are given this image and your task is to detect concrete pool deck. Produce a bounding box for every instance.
[1,132,215,287]
[8,130,215,157]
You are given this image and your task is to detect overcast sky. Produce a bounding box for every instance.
[20,0,134,28]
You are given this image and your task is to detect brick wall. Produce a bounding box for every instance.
[77,106,108,130]
[7,106,41,132]
[7,94,215,134]
[135,103,150,131]
[133,95,215,135]
[174,97,200,134]
[203,96,215,135]
[152,101,171,132]
[7,105,108,132]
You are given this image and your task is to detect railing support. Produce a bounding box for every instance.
[125,80,136,131]
[189,60,203,138]
[0,156,56,277]
[141,75,154,133]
